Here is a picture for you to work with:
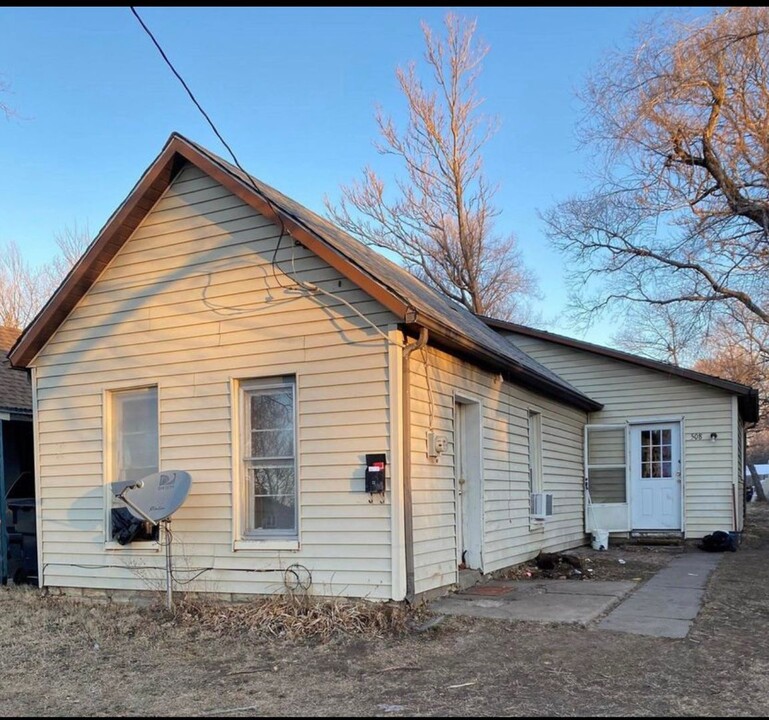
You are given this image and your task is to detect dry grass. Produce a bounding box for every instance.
[171,592,423,641]
[0,585,427,646]
[3,509,769,716]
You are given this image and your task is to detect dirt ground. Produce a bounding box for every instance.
[499,542,676,583]
[3,508,769,717]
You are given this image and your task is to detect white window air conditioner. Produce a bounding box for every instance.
[530,492,554,520]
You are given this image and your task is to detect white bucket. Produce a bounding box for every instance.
[591,529,609,551]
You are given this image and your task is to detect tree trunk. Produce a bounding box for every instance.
[748,462,767,502]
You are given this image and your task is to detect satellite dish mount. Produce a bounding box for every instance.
[113,470,192,610]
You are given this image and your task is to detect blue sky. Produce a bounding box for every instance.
[0,7,708,344]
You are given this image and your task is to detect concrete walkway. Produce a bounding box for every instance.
[431,579,635,625]
[598,553,722,638]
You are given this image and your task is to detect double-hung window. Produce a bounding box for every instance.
[241,376,298,539]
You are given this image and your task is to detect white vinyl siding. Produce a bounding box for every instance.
[504,332,738,537]
[32,164,398,599]
[408,346,587,596]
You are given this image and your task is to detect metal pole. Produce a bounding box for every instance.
[164,519,173,611]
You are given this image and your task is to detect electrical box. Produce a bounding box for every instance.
[365,453,386,495]
[427,431,448,458]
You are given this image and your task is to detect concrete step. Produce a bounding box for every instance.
[626,531,684,546]
[457,568,482,591]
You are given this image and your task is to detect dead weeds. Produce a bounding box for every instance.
[171,593,425,641]
[0,584,431,647]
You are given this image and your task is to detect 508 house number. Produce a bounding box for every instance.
[690,433,703,440]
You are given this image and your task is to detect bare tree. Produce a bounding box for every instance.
[614,303,704,367]
[326,13,536,320]
[0,240,55,329]
[0,224,90,330]
[544,7,769,353]
[694,315,769,501]
[51,222,90,279]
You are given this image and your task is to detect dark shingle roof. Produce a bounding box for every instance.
[0,326,32,413]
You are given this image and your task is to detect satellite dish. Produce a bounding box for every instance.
[111,470,192,524]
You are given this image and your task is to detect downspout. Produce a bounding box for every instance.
[403,327,428,602]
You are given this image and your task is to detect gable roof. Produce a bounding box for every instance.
[8,133,601,413]
[484,316,760,423]
[0,326,32,415]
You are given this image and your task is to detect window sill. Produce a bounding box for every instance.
[104,541,161,552]
[234,539,300,552]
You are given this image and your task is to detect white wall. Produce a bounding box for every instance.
[408,346,587,596]
[503,332,738,537]
[32,164,400,599]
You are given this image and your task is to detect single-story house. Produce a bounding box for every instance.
[0,326,35,584]
[485,319,758,540]
[9,134,759,601]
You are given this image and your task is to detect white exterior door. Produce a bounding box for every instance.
[630,423,682,530]
[454,399,483,571]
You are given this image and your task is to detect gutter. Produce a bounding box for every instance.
[402,327,428,602]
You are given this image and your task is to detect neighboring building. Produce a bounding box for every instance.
[0,326,34,584]
[486,319,758,541]
[8,134,759,601]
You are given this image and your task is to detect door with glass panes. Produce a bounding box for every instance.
[630,423,682,530]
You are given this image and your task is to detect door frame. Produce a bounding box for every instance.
[584,422,630,533]
[628,418,684,532]
[453,393,484,574]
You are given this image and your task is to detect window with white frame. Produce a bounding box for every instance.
[240,376,297,538]
[108,386,159,543]
[528,410,543,497]
[585,426,627,503]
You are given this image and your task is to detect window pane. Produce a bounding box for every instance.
[250,389,293,431]
[588,467,626,503]
[651,430,661,445]
[661,429,671,445]
[662,446,672,461]
[252,495,296,531]
[110,387,159,543]
[250,465,295,496]
[112,388,158,485]
[123,395,156,432]
[642,430,651,447]
[251,429,294,458]
[587,428,625,466]
[662,462,672,477]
